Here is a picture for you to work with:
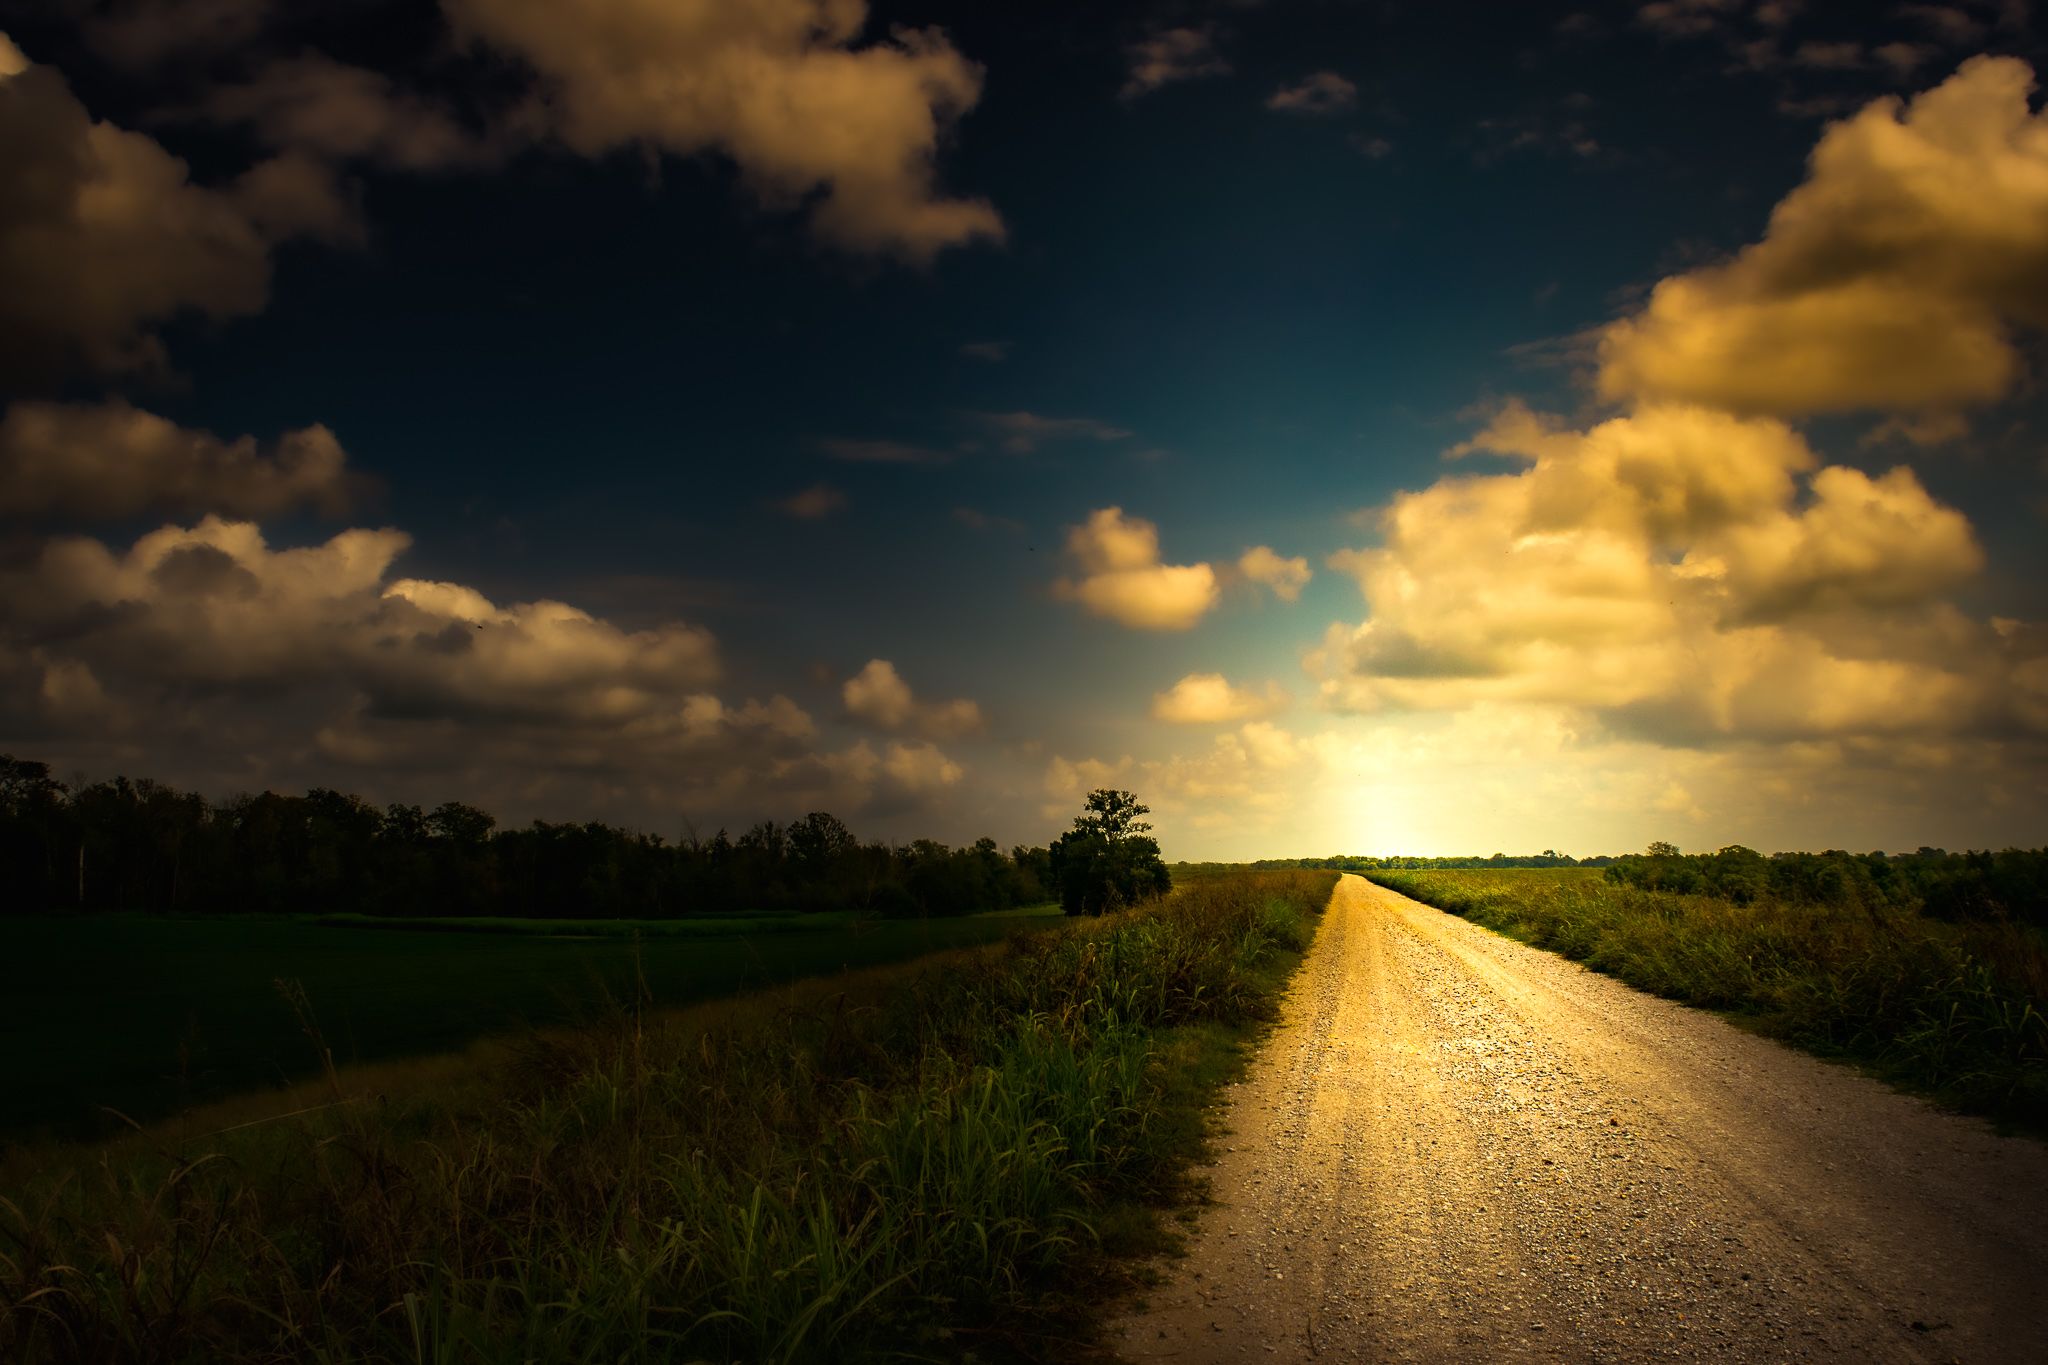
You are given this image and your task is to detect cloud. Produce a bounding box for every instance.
[441,0,1001,262]
[1791,40,1865,70]
[952,506,1024,533]
[960,340,1009,361]
[1266,72,1358,115]
[189,54,506,171]
[1044,720,1329,836]
[1054,506,1221,631]
[976,411,1132,454]
[1237,545,1312,601]
[842,658,984,739]
[1635,0,1744,39]
[0,517,722,726]
[878,739,964,793]
[1859,411,1970,448]
[74,0,273,69]
[1650,781,1709,822]
[1898,4,1989,46]
[820,438,950,465]
[1310,402,2032,746]
[0,401,370,521]
[0,36,357,381]
[0,514,978,827]
[1597,58,2048,416]
[775,484,845,519]
[1121,25,1229,100]
[1874,41,1938,76]
[1152,673,1290,725]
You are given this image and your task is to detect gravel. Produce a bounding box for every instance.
[1111,875,2048,1363]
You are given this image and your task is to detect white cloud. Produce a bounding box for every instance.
[1152,672,1290,725]
[0,401,369,521]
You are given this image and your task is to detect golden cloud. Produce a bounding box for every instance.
[0,514,982,825]
[842,659,984,739]
[1152,672,1291,725]
[194,53,508,171]
[1044,720,1330,837]
[0,401,371,521]
[1237,545,1313,601]
[1598,57,2048,415]
[0,36,356,380]
[1055,506,1221,631]
[442,0,1001,261]
[1313,403,2032,745]
[0,517,722,725]
[1122,26,1229,100]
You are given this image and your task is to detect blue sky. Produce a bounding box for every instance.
[1,0,2045,856]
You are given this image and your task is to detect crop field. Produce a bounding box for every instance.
[1366,866,2048,1126]
[0,907,1061,1143]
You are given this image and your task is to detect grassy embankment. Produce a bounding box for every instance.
[1,908,1066,1144]
[0,867,1336,1363]
[1366,867,2048,1126]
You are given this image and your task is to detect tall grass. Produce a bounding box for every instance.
[1368,868,2048,1126]
[0,868,1335,1363]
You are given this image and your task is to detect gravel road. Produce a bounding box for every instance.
[1112,874,2048,1363]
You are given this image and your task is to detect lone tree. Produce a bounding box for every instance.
[1049,788,1171,915]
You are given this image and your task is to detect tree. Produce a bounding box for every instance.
[428,801,496,846]
[787,812,857,873]
[1049,788,1171,915]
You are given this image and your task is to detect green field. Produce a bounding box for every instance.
[0,907,1061,1143]
[0,870,1335,1364]
[1367,866,2048,1126]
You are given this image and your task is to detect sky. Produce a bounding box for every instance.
[1,0,2046,860]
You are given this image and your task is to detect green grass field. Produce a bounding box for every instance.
[0,870,1336,1364]
[0,907,1061,1143]
[1367,867,2048,1127]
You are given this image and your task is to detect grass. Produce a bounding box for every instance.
[0,868,1336,1363]
[0,907,1062,1144]
[1366,867,2048,1127]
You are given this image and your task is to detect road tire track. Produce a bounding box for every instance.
[1112,875,2048,1362]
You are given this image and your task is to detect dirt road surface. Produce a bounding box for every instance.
[1113,875,2048,1363]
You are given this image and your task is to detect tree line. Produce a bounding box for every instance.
[1260,845,2048,924]
[1603,843,2048,923]
[0,754,1053,919]
[1258,852,1616,870]
[0,755,1178,921]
